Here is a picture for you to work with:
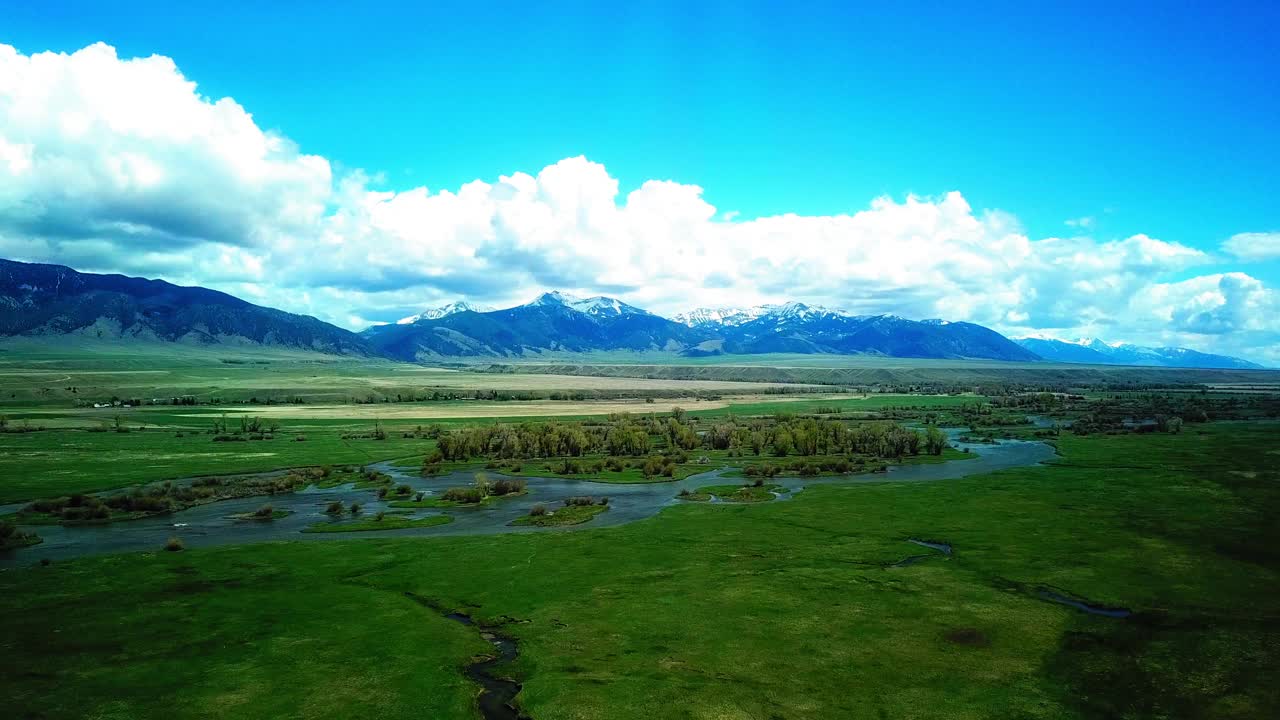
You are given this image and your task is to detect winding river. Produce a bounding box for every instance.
[1,436,1055,568]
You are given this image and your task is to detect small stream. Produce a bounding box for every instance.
[1,434,1056,568]
[1038,590,1132,618]
[405,593,529,720]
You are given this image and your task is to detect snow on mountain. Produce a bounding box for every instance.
[396,301,491,325]
[672,307,766,327]
[673,303,847,327]
[1014,336,1264,369]
[525,292,650,317]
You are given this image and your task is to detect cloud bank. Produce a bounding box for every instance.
[1,43,1276,364]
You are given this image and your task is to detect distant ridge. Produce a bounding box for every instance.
[1015,336,1263,369]
[0,258,371,356]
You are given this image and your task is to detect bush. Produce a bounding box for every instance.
[442,487,484,503]
[677,488,691,497]
[564,496,596,507]
[325,500,345,514]
[254,505,275,518]
[752,477,764,487]
[490,478,526,496]
[597,497,610,506]
[349,502,362,514]
[529,503,548,516]
[375,511,386,521]
[164,536,185,552]
[394,483,413,496]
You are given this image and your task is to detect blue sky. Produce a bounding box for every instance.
[7,1,1277,249]
[0,2,1278,362]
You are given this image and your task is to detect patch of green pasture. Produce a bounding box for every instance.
[0,429,434,503]
[681,483,785,502]
[301,514,454,533]
[509,503,609,527]
[387,490,528,509]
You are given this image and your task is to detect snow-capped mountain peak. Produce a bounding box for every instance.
[527,291,648,317]
[672,307,767,327]
[673,302,848,327]
[1014,336,1264,369]
[396,301,490,324]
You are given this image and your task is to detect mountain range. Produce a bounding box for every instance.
[0,258,369,355]
[1014,336,1264,370]
[0,258,1267,369]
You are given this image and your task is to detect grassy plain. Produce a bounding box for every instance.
[2,424,1276,718]
[0,338,823,406]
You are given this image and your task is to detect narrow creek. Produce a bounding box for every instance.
[889,538,1133,618]
[890,538,953,567]
[405,592,530,720]
[1037,590,1132,618]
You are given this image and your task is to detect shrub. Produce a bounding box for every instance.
[442,487,484,503]
[490,478,526,496]
[564,496,596,507]
[597,497,610,506]
[529,503,548,516]
[677,488,691,497]
[294,434,307,442]
[350,502,362,514]
[325,500,345,514]
[164,536,184,552]
[254,505,275,518]
[375,511,386,521]
[414,492,424,502]
[395,483,413,496]
[0,521,14,538]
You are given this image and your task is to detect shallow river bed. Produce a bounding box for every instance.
[1,437,1055,567]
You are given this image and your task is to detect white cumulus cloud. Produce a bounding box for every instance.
[1222,232,1280,262]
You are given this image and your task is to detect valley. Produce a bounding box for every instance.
[2,340,1278,719]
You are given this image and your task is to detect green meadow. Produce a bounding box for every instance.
[2,423,1277,719]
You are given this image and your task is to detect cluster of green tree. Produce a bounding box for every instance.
[1068,392,1280,435]
[209,414,281,441]
[741,458,888,477]
[707,416,947,458]
[429,409,947,469]
[435,417,657,460]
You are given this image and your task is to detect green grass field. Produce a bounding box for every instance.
[2,423,1277,719]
